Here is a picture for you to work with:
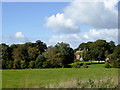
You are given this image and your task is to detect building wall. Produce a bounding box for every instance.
[76,55,80,59]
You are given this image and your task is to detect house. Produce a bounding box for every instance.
[105,57,109,61]
[75,48,83,59]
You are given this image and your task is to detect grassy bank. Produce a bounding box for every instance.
[2,68,118,88]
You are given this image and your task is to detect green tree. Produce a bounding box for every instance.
[12,45,28,62]
[6,60,13,69]
[43,46,62,68]
[20,60,27,69]
[35,40,47,54]
[1,43,10,61]
[13,59,20,69]
[89,40,107,61]
[28,47,38,61]
[2,59,6,69]
[109,44,120,68]
[109,41,115,54]
[35,55,46,68]
[29,61,35,68]
[56,42,74,67]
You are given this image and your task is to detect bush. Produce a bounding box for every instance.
[72,62,80,68]
[29,61,35,68]
[83,63,88,68]
[105,62,111,68]
[74,59,80,62]
[20,60,27,69]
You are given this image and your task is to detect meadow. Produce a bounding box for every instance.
[2,67,118,88]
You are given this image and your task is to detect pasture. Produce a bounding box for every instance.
[2,68,118,88]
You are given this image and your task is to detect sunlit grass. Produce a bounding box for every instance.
[2,68,118,88]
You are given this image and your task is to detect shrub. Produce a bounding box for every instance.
[74,59,80,62]
[20,60,27,69]
[104,62,111,68]
[72,62,80,68]
[29,61,35,68]
[83,63,88,68]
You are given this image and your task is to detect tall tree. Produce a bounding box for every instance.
[12,45,28,62]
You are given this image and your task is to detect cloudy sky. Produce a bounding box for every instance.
[2,0,119,48]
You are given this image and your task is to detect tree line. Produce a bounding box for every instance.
[0,39,120,69]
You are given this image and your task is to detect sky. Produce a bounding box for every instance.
[2,0,119,49]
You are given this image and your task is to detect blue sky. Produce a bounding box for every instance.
[2,2,70,42]
[2,1,118,48]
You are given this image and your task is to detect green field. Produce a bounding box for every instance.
[2,68,118,88]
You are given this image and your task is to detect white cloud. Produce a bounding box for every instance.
[15,32,24,38]
[63,0,118,29]
[45,0,118,34]
[48,29,118,48]
[3,32,30,44]
[45,13,79,34]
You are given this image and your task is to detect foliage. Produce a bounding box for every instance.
[6,60,13,69]
[43,42,74,68]
[1,39,120,69]
[89,40,108,61]
[20,60,27,69]
[1,43,11,61]
[56,42,74,67]
[12,45,28,62]
[28,47,38,61]
[35,55,46,68]
[29,61,35,68]
[2,59,6,69]
[109,44,120,68]
[74,59,80,62]
[72,62,81,68]
[13,59,20,69]
[43,46,62,68]
[104,62,111,68]
[83,63,88,68]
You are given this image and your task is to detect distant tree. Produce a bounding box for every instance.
[6,60,13,69]
[2,59,6,69]
[12,45,28,62]
[105,50,109,58]
[9,44,17,59]
[56,42,74,67]
[75,42,92,52]
[29,61,35,68]
[13,59,20,69]
[43,46,62,68]
[89,40,108,61]
[81,48,87,60]
[109,44,120,68]
[28,47,39,61]
[35,40,47,54]
[20,60,27,69]
[84,51,92,61]
[35,55,46,68]
[109,41,115,54]
[1,43,10,61]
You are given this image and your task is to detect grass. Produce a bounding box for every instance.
[0,70,2,89]
[2,68,118,88]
